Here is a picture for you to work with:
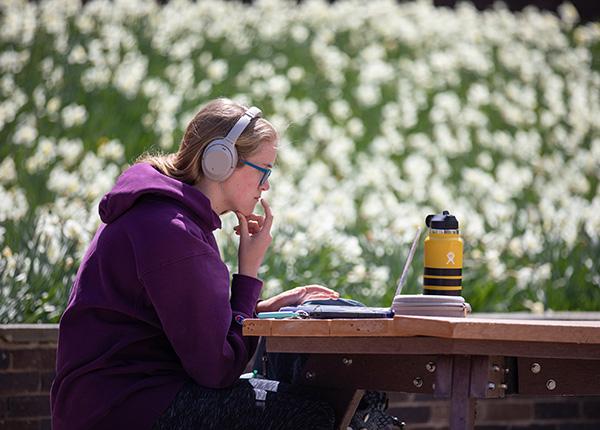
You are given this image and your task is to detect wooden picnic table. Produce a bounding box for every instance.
[243,315,600,430]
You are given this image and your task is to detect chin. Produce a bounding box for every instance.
[240,201,258,216]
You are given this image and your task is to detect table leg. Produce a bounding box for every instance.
[450,355,475,430]
[317,388,364,430]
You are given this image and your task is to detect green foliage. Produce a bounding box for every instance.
[1,0,599,322]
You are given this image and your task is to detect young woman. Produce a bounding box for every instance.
[50,98,341,429]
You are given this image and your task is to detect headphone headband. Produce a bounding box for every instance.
[224,106,262,144]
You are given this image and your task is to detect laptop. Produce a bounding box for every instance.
[267,228,424,319]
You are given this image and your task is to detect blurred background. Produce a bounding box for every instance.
[435,1,600,22]
[0,0,599,323]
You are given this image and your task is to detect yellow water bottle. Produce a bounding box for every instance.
[423,210,463,296]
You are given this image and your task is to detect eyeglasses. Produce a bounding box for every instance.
[240,160,271,186]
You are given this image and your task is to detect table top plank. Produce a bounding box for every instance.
[243,316,600,344]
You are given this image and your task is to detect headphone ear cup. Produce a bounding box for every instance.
[202,139,238,182]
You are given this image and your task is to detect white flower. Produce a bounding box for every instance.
[26,137,57,173]
[0,50,30,74]
[476,152,494,171]
[34,209,64,265]
[98,139,125,162]
[523,300,545,315]
[63,219,85,243]
[354,84,381,108]
[309,114,333,141]
[495,161,533,196]
[291,24,309,43]
[0,1,37,46]
[32,85,46,112]
[359,60,394,85]
[81,65,111,92]
[113,51,148,99]
[467,83,490,106]
[286,66,305,83]
[12,115,38,146]
[0,157,17,184]
[0,186,28,222]
[67,44,87,64]
[330,100,351,121]
[558,3,579,29]
[206,59,228,82]
[78,152,105,183]
[47,166,80,196]
[0,74,16,97]
[61,104,88,128]
[584,196,600,241]
[369,265,390,297]
[46,96,61,117]
[403,153,431,184]
[46,65,64,89]
[346,118,364,138]
[170,35,203,61]
[267,75,291,98]
[347,264,367,283]
[56,138,84,167]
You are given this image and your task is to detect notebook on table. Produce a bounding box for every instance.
[279,300,393,319]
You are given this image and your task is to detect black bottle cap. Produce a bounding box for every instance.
[425,210,459,230]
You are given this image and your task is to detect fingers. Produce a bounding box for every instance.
[302,289,339,303]
[301,294,338,303]
[233,212,265,236]
[234,221,260,235]
[303,285,340,296]
[263,286,341,309]
[303,292,339,301]
[246,214,265,228]
[294,285,340,305]
[260,198,274,232]
[291,286,307,301]
[235,201,273,279]
[235,212,249,239]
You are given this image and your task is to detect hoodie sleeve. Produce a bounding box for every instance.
[140,252,262,388]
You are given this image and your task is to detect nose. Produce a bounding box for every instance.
[260,178,270,191]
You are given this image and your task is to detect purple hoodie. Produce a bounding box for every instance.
[50,163,263,430]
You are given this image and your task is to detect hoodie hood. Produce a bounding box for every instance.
[99,163,221,230]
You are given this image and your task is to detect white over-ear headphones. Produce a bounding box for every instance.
[201,106,262,182]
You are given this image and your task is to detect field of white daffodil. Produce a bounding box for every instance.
[1,0,599,322]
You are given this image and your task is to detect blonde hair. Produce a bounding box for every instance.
[137,98,278,185]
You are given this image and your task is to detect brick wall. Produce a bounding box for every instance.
[387,392,600,430]
[0,325,56,430]
[1,324,599,430]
